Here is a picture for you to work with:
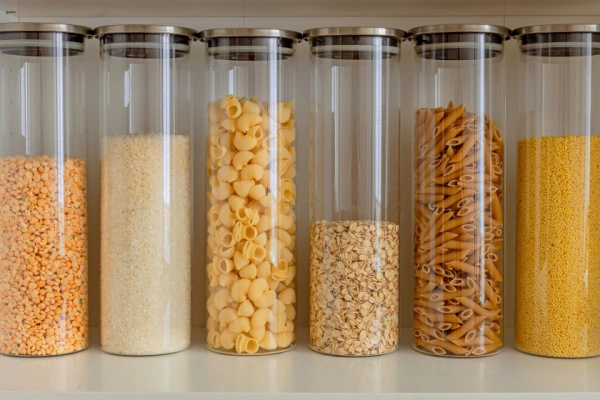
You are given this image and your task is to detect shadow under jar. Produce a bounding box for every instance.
[409,24,510,357]
[97,25,195,356]
[199,28,302,355]
[305,27,404,356]
[0,23,92,357]
[514,24,600,358]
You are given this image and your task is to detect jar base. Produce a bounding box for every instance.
[206,341,297,356]
[308,344,398,357]
[0,344,90,358]
[513,343,600,359]
[412,344,503,358]
[100,343,190,357]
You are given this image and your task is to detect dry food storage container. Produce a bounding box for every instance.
[409,24,509,357]
[305,27,404,356]
[0,23,91,357]
[97,24,195,356]
[199,28,301,355]
[514,24,600,358]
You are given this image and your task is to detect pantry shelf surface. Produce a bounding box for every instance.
[0,328,599,399]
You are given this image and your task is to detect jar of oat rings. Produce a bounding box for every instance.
[408,24,509,357]
[199,28,301,355]
[305,27,404,356]
[0,23,92,357]
[96,25,195,356]
[514,24,600,358]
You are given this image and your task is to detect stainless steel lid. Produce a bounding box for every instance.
[408,24,511,39]
[303,27,407,40]
[0,22,92,36]
[198,28,302,42]
[513,24,600,37]
[95,24,196,38]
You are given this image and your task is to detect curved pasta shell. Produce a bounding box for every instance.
[237,112,263,133]
[248,278,269,302]
[230,279,252,303]
[249,326,266,341]
[220,328,238,350]
[252,149,271,167]
[241,164,264,181]
[251,308,274,329]
[219,307,238,326]
[239,263,257,280]
[233,131,258,151]
[221,95,243,119]
[260,331,277,350]
[233,251,250,271]
[242,100,261,115]
[285,304,296,321]
[252,289,276,308]
[256,261,271,279]
[208,102,223,124]
[228,316,251,333]
[237,299,255,317]
[214,287,232,310]
[218,272,238,289]
[275,332,294,348]
[221,118,237,132]
[207,329,221,348]
[232,151,255,170]
[249,184,267,201]
[233,180,255,198]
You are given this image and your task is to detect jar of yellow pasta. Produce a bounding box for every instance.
[514,24,600,358]
[408,24,510,357]
[199,28,301,355]
[304,27,404,356]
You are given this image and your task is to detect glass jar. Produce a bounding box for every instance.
[409,24,509,357]
[514,24,600,358]
[305,27,404,356]
[199,28,301,355]
[97,25,195,356]
[0,23,91,357]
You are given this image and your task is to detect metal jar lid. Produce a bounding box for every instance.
[303,27,407,40]
[408,24,511,39]
[513,24,600,37]
[198,28,302,42]
[0,22,92,36]
[94,24,197,38]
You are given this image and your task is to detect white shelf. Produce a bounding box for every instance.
[2,0,600,18]
[0,327,599,399]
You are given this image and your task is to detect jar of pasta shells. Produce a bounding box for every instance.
[305,27,404,356]
[514,24,600,358]
[97,25,195,356]
[0,23,92,356]
[408,24,509,357]
[199,28,301,355]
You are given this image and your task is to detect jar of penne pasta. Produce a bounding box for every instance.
[408,24,509,357]
[0,23,92,357]
[514,24,600,358]
[97,25,195,356]
[199,28,302,355]
[304,27,404,356]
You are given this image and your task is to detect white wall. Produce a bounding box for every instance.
[16,14,600,330]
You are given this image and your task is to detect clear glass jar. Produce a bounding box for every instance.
[97,25,195,356]
[514,24,600,358]
[199,28,301,355]
[409,24,509,357]
[305,27,404,356]
[0,23,91,357]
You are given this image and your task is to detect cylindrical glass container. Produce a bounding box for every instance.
[305,27,404,356]
[199,28,301,355]
[514,24,600,358]
[97,25,195,356]
[0,23,91,357]
[409,25,509,357]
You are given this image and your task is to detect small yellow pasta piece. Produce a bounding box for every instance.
[268,279,279,291]
[219,203,235,228]
[278,288,296,305]
[237,112,262,133]
[209,145,227,161]
[235,207,260,225]
[249,184,267,201]
[277,211,295,230]
[283,266,296,286]
[234,251,250,270]
[276,332,294,348]
[249,326,266,341]
[257,261,271,279]
[221,118,237,132]
[217,165,239,183]
[235,334,259,354]
[221,95,242,119]
[215,245,235,259]
[253,289,276,308]
[209,102,222,124]
[230,279,252,302]
[280,128,296,145]
[248,278,269,302]
[216,227,235,248]
[247,125,265,141]
[241,164,264,181]
[255,215,271,233]
[232,151,254,170]
[214,287,232,311]
[284,320,294,333]
[237,299,255,317]
[212,182,233,201]
[220,328,238,350]
[234,131,258,151]
[218,272,238,289]
[239,263,257,279]
[207,329,221,348]
[260,331,277,350]
[277,102,292,124]
[285,304,296,321]
[276,229,292,248]
[254,232,267,247]
[207,316,220,332]
[253,149,270,167]
[243,241,266,263]
[272,299,286,315]
[219,307,238,326]
[218,131,234,148]
[251,308,274,328]
[242,100,261,115]
[271,259,289,281]
[207,303,219,321]
[229,317,251,333]
[207,206,221,226]
[228,195,246,212]
[233,179,255,198]
[280,247,293,263]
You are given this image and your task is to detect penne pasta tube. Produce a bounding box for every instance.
[442,240,484,251]
[435,189,476,209]
[415,269,443,285]
[444,260,481,276]
[416,338,446,355]
[437,104,465,133]
[419,232,459,250]
[417,281,439,295]
[484,280,498,306]
[429,338,469,355]
[484,258,503,281]
[414,298,444,309]
[491,193,503,222]
[450,335,494,347]
[418,185,462,196]
[437,305,464,314]
[429,287,475,302]
[414,319,444,339]
[430,249,470,265]
[446,316,486,340]
[471,341,503,356]
[483,326,501,343]
[456,296,501,317]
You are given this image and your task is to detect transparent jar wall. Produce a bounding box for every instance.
[99,32,192,356]
[412,32,506,357]
[0,31,89,356]
[205,36,298,354]
[515,31,600,358]
[308,35,401,356]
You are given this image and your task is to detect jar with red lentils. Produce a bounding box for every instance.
[0,23,92,357]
